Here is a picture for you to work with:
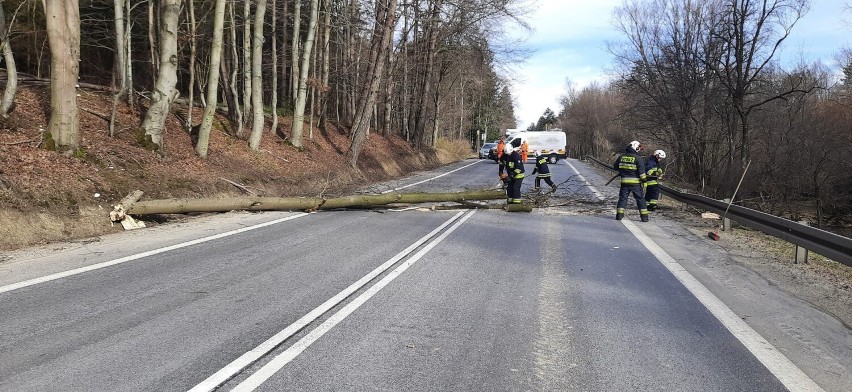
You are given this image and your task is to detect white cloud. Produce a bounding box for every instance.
[507,0,623,126]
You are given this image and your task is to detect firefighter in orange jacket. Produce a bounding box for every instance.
[496,136,506,160]
[521,140,529,162]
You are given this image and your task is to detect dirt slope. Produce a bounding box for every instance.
[0,86,467,250]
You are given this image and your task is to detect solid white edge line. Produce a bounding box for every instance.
[188,211,467,392]
[230,210,477,392]
[621,219,824,392]
[381,160,482,194]
[0,213,310,295]
[564,160,605,201]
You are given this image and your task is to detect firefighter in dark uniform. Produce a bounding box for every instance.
[645,149,666,211]
[531,151,556,191]
[614,140,649,221]
[498,143,525,204]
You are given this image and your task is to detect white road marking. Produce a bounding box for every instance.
[189,211,468,392]
[621,219,825,392]
[0,213,310,295]
[563,160,605,201]
[229,210,477,392]
[380,160,482,194]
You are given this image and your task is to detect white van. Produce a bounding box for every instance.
[507,130,567,163]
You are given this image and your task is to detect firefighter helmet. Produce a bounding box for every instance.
[654,150,666,159]
[629,140,641,151]
[504,143,513,154]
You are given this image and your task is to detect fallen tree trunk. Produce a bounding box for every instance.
[116,189,507,217]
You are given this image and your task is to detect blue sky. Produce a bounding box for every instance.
[507,0,852,128]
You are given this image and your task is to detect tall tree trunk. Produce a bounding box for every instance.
[228,0,243,136]
[195,0,227,159]
[109,0,127,135]
[346,0,398,167]
[270,0,278,135]
[319,0,331,126]
[186,0,197,130]
[147,0,158,80]
[41,0,80,154]
[124,0,134,106]
[401,7,411,142]
[241,0,252,124]
[279,0,289,108]
[414,0,442,147]
[290,0,320,149]
[248,0,267,151]
[290,0,302,100]
[0,2,19,116]
[141,0,182,153]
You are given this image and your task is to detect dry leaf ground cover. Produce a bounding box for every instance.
[0,86,467,251]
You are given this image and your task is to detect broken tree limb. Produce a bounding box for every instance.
[219,177,257,195]
[115,189,507,217]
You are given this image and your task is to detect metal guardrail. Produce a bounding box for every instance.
[585,156,852,267]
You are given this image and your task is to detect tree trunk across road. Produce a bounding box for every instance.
[112,189,507,218]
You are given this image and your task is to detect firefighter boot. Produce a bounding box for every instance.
[641,215,649,222]
[615,212,624,220]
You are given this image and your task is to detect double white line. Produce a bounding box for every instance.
[189,210,477,392]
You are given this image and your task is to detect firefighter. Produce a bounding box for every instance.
[531,151,557,192]
[613,140,649,221]
[521,140,530,162]
[498,143,525,204]
[645,149,666,211]
[496,136,506,160]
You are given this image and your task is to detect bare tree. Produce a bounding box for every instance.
[109,0,130,136]
[196,0,227,159]
[185,0,197,131]
[228,0,243,136]
[290,0,302,100]
[291,0,320,149]
[41,0,81,154]
[270,0,279,135]
[241,0,252,125]
[708,0,809,166]
[141,0,182,153]
[612,0,725,187]
[248,0,267,151]
[0,1,19,116]
[347,0,399,167]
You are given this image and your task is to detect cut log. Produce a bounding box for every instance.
[506,203,533,212]
[114,189,507,218]
[109,190,145,222]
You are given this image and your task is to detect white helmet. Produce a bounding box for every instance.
[629,140,641,151]
[504,143,513,154]
[654,150,666,159]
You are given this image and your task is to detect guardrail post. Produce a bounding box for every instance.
[795,220,809,264]
[722,199,731,231]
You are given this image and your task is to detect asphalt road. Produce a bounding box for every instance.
[1,157,848,391]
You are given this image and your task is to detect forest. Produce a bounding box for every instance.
[0,0,520,166]
[552,0,851,232]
